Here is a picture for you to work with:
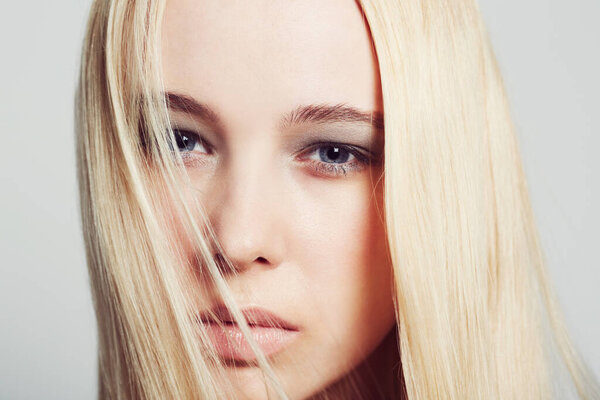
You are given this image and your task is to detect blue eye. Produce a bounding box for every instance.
[309,145,355,164]
[302,143,373,177]
[169,129,211,154]
[164,130,378,178]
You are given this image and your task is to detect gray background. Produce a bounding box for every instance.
[1,1,597,398]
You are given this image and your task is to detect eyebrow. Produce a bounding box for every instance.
[164,92,384,131]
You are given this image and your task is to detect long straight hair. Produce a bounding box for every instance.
[75,0,599,398]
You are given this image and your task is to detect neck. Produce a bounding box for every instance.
[310,325,406,400]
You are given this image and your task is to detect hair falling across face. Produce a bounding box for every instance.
[77,0,600,397]
[157,0,397,398]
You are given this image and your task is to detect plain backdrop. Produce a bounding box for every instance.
[1,1,598,398]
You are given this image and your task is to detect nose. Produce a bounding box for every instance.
[207,156,285,274]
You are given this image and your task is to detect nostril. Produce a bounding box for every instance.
[256,256,268,264]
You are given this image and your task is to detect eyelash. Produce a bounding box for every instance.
[168,129,377,177]
[299,141,372,177]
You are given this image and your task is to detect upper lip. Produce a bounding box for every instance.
[198,304,299,331]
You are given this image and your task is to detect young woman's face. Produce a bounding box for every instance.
[161,0,395,398]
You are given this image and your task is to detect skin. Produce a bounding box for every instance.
[160,0,398,398]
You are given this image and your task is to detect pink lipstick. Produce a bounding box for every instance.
[198,305,300,362]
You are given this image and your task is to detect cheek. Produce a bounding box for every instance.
[292,178,395,378]
[153,188,194,254]
[150,181,207,281]
[299,178,390,306]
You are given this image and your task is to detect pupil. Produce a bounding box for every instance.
[175,132,194,151]
[321,146,349,163]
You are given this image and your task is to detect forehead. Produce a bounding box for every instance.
[161,0,382,128]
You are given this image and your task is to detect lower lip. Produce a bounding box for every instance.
[202,322,300,362]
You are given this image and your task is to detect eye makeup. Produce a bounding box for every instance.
[294,140,381,178]
[167,126,382,178]
[169,128,213,154]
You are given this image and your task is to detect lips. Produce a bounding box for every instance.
[198,304,299,331]
[197,304,300,362]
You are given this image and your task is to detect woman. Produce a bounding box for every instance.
[75,0,599,398]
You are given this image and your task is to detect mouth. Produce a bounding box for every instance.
[197,304,300,362]
[198,304,299,330]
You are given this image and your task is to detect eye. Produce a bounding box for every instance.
[308,145,356,164]
[169,128,211,154]
[301,142,374,177]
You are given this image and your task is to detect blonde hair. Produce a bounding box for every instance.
[75,0,599,398]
